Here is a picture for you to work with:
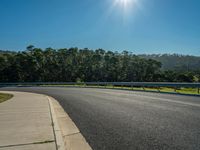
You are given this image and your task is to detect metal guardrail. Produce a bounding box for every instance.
[0,82,200,89]
[0,82,200,87]
[0,82,199,94]
[85,82,200,88]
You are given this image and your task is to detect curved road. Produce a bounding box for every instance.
[1,87,200,150]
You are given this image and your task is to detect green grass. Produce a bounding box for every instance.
[176,88,200,95]
[0,93,13,103]
[79,85,200,95]
[39,84,200,95]
[110,86,200,95]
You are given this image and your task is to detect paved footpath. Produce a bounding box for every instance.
[0,91,56,150]
[0,91,92,150]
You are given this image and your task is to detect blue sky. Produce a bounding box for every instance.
[0,0,200,55]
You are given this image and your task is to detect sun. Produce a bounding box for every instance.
[117,0,133,8]
[113,0,138,14]
[107,0,140,21]
[115,0,137,8]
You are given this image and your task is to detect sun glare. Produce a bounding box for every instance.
[105,0,141,23]
[115,0,137,9]
[113,0,139,15]
[117,0,133,8]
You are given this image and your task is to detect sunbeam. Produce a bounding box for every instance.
[114,0,139,13]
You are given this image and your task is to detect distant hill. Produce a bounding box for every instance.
[0,50,16,54]
[138,54,200,71]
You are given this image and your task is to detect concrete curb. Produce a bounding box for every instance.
[47,96,92,150]
[48,97,65,150]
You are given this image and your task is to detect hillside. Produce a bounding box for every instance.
[138,54,200,71]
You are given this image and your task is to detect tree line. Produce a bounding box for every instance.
[0,46,199,82]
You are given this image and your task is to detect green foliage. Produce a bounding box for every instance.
[0,46,199,82]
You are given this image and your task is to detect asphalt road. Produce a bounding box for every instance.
[1,87,200,150]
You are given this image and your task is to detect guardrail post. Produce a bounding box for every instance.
[157,87,160,92]
[142,87,145,91]
[174,87,177,93]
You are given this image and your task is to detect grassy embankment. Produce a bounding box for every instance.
[87,85,200,95]
[0,93,13,103]
[40,84,200,95]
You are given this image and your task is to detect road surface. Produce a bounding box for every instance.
[1,87,200,150]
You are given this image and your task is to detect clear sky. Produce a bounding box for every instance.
[0,0,200,55]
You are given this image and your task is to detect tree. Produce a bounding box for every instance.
[0,46,198,83]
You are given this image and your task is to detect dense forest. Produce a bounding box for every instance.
[0,46,199,82]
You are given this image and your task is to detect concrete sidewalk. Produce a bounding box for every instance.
[0,91,56,150]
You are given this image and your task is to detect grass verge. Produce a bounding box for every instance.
[0,93,13,103]
[40,84,200,96]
